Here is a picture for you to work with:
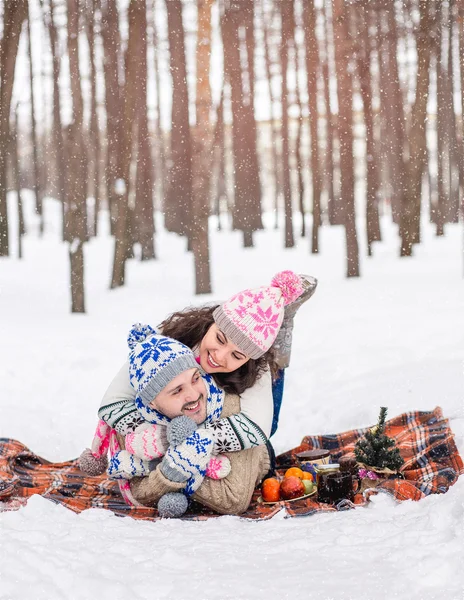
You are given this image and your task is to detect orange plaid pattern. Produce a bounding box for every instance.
[1,407,462,521]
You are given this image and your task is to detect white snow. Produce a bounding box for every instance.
[1,191,463,600]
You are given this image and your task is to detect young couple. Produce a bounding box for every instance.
[80,271,317,517]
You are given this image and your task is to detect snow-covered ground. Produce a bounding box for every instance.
[1,192,463,600]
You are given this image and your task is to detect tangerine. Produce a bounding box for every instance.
[284,467,304,480]
[261,478,281,502]
[302,472,314,481]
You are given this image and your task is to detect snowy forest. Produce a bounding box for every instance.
[1,0,463,312]
[1,2,464,599]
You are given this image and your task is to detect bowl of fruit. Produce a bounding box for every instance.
[259,467,317,504]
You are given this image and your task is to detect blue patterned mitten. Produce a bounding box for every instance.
[160,417,215,494]
[108,450,152,480]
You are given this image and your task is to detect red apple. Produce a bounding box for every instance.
[280,476,305,500]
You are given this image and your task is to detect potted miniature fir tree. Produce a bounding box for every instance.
[354,407,404,491]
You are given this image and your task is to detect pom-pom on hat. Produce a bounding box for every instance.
[127,324,199,407]
[212,270,304,359]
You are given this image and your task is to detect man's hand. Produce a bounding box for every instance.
[161,417,215,484]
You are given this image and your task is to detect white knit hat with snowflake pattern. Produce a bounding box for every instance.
[212,271,304,359]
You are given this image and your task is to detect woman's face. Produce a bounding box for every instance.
[198,323,250,374]
[149,368,207,424]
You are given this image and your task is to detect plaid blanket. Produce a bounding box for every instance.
[1,406,462,521]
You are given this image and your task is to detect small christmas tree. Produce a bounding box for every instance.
[354,407,404,471]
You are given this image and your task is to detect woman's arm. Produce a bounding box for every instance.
[236,368,274,438]
[98,361,141,435]
[99,361,274,450]
[203,368,274,452]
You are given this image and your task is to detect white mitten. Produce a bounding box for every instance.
[107,449,151,480]
[205,455,231,479]
[125,423,168,460]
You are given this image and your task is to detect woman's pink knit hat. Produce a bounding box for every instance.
[212,270,304,359]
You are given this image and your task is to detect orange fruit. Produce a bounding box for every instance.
[302,472,314,481]
[261,478,281,502]
[284,467,304,480]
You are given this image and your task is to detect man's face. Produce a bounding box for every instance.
[149,368,208,424]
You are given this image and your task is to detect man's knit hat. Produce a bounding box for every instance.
[212,270,304,359]
[127,324,199,407]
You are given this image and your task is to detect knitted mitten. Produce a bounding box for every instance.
[78,419,111,476]
[125,423,168,460]
[273,274,317,368]
[78,448,108,476]
[205,455,231,479]
[108,448,229,482]
[283,274,317,320]
[108,417,230,482]
[166,415,198,446]
[160,417,215,489]
[168,415,231,479]
[107,450,152,480]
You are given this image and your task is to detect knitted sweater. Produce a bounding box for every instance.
[99,360,272,451]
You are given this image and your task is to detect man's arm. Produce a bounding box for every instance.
[130,467,185,506]
[130,445,270,515]
[191,445,270,515]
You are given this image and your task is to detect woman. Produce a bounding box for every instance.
[98,271,317,448]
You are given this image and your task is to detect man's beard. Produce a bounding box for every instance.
[182,394,203,412]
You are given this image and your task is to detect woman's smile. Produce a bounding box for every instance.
[199,324,249,374]
[206,352,222,369]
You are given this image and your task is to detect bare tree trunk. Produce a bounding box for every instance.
[86,0,101,237]
[295,79,305,239]
[302,0,322,253]
[110,0,142,288]
[434,0,459,232]
[435,3,446,236]
[262,0,281,229]
[280,0,295,248]
[66,0,87,313]
[321,0,338,225]
[152,6,166,210]
[332,0,359,277]
[101,0,122,235]
[222,1,263,248]
[45,0,67,240]
[241,0,263,246]
[378,4,406,224]
[446,0,460,223]
[191,0,213,294]
[136,111,156,260]
[0,0,27,257]
[27,1,43,233]
[459,0,464,204]
[212,90,227,231]
[400,0,433,256]
[13,107,25,259]
[134,0,155,261]
[356,1,381,256]
[164,0,193,239]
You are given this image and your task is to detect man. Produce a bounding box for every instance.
[97,327,271,516]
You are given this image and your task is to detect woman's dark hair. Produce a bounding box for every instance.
[159,305,278,395]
